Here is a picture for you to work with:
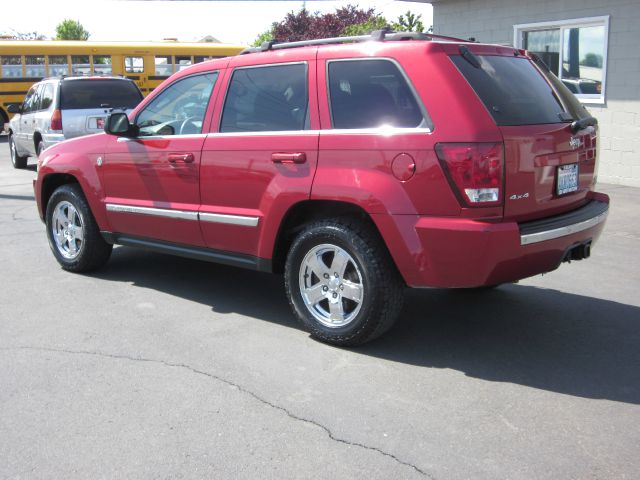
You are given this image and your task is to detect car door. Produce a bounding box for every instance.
[102,72,220,247]
[15,85,40,153]
[199,56,320,262]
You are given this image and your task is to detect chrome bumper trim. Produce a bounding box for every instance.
[520,210,608,245]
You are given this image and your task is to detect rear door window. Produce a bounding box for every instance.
[60,80,142,109]
[450,54,567,126]
[327,59,428,129]
[220,63,308,133]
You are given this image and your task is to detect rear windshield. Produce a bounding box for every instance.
[451,54,567,126]
[60,80,142,110]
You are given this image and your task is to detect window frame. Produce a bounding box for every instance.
[513,15,609,104]
[325,57,432,131]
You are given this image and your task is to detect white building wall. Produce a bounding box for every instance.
[432,0,640,187]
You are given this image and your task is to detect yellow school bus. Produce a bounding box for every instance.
[0,40,245,131]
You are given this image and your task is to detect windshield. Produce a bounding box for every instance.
[451,54,569,126]
[60,80,142,110]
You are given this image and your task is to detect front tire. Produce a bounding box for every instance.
[285,219,404,347]
[45,184,112,272]
[9,133,28,169]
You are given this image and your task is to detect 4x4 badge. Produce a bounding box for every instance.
[569,137,581,149]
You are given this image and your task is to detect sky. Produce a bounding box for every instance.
[3,0,433,45]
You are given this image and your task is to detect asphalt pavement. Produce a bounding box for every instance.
[1,134,639,479]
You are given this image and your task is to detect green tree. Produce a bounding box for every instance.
[3,29,47,40]
[253,27,275,47]
[55,19,90,41]
[392,11,425,33]
[342,16,389,36]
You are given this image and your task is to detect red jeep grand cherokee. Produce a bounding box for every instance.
[35,32,609,346]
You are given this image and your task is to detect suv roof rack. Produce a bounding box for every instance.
[240,30,472,55]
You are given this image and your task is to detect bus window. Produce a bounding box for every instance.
[0,56,23,77]
[26,56,45,78]
[154,56,172,76]
[125,56,144,73]
[93,55,112,74]
[49,55,69,76]
[72,55,90,75]
[175,56,192,71]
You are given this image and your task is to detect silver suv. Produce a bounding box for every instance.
[8,76,142,168]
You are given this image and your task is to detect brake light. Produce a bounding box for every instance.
[50,109,63,131]
[435,142,504,207]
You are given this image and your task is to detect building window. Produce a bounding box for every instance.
[514,16,609,104]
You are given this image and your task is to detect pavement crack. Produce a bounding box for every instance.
[2,345,433,479]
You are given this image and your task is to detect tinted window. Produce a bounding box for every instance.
[136,73,218,136]
[328,59,426,129]
[60,80,142,110]
[451,54,566,126]
[220,64,308,133]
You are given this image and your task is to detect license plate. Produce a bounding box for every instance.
[557,163,578,195]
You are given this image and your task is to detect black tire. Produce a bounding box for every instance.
[45,184,112,272]
[36,140,45,158]
[9,133,28,169]
[285,218,404,347]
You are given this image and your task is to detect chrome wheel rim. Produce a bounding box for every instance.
[9,137,17,166]
[51,201,84,260]
[299,244,364,328]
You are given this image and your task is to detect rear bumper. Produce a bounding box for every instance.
[377,192,610,288]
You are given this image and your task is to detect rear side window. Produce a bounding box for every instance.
[451,54,566,126]
[60,80,142,110]
[328,59,427,129]
[220,63,308,133]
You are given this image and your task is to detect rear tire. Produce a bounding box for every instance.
[285,218,404,347]
[45,184,112,272]
[9,133,28,169]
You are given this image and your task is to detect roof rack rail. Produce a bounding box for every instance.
[239,30,472,55]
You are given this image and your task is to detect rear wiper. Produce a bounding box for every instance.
[459,45,481,68]
[570,116,598,133]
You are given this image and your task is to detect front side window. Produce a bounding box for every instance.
[22,86,39,113]
[136,73,218,136]
[93,55,112,74]
[515,16,608,103]
[124,56,144,74]
[48,55,69,76]
[327,59,427,129]
[220,63,308,133]
[25,56,45,78]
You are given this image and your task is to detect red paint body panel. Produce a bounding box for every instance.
[34,39,610,290]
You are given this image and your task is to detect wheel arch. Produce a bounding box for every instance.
[270,200,390,275]
[40,173,80,219]
[33,131,43,152]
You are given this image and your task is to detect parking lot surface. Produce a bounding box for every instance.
[1,135,639,479]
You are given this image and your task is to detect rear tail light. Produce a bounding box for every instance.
[50,109,63,131]
[435,142,504,207]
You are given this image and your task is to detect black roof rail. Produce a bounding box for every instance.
[239,30,472,55]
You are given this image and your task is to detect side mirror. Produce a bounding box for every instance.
[105,112,138,137]
[7,104,21,114]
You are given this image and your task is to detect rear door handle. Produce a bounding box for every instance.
[168,153,195,164]
[271,152,306,164]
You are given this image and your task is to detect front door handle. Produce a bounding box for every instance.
[271,152,306,164]
[168,153,195,164]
